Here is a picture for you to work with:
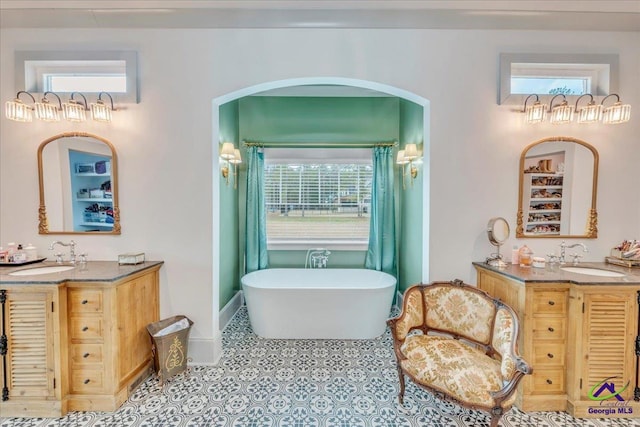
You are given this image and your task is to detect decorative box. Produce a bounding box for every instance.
[118,252,146,265]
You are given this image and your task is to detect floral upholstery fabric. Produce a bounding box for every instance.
[394,287,424,340]
[423,286,496,345]
[492,307,517,379]
[400,335,517,409]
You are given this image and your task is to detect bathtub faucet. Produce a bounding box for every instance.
[305,248,331,268]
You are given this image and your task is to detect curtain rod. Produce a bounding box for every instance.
[242,140,397,148]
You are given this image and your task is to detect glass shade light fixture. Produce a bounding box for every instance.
[62,92,88,122]
[575,94,602,123]
[397,143,420,189]
[5,91,35,122]
[601,94,631,124]
[548,94,574,125]
[90,92,115,122]
[522,94,547,124]
[35,91,62,122]
[220,142,239,187]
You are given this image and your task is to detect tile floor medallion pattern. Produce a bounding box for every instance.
[1,307,638,427]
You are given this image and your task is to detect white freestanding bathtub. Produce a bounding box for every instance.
[241,268,396,339]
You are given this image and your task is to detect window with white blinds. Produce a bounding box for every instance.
[264,148,372,247]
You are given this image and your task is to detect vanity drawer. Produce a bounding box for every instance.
[532,342,565,366]
[71,369,105,393]
[531,367,565,394]
[70,344,104,365]
[69,290,103,313]
[532,290,567,314]
[70,317,104,340]
[532,317,566,340]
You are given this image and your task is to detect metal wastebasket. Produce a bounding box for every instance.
[146,315,193,384]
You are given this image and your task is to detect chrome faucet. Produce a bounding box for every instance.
[305,248,331,269]
[49,240,77,264]
[559,240,588,265]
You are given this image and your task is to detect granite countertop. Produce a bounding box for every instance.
[473,261,640,285]
[0,260,164,285]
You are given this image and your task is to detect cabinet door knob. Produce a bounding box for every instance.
[83,353,90,358]
[546,379,553,384]
[548,300,555,306]
[84,379,90,384]
[81,299,88,304]
[548,327,555,332]
[82,326,89,332]
[547,353,554,358]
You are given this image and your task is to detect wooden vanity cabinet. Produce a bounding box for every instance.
[0,285,67,417]
[66,267,159,411]
[476,267,569,411]
[476,264,640,418]
[0,264,160,417]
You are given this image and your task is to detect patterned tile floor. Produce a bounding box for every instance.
[2,307,638,427]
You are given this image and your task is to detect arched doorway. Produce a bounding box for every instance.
[211,77,430,361]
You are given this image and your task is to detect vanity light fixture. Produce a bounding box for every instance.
[90,92,115,123]
[575,94,602,124]
[601,93,631,124]
[522,94,547,124]
[5,91,35,122]
[548,94,573,125]
[35,92,62,122]
[62,92,88,122]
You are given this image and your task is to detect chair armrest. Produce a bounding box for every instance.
[490,356,533,402]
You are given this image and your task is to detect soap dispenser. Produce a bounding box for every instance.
[511,245,519,265]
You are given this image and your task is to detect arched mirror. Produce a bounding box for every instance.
[516,136,598,238]
[38,132,120,234]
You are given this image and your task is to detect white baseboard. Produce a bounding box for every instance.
[188,334,222,365]
[219,290,244,331]
[186,292,244,366]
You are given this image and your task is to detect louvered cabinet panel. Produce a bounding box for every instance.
[580,292,637,401]
[1,290,56,399]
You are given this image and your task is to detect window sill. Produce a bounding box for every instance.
[267,240,368,251]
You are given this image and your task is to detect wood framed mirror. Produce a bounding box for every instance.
[516,136,598,238]
[38,132,120,234]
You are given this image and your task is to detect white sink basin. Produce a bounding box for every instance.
[9,265,75,276]
[561,267,625,277]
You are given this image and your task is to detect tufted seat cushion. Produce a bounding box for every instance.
[400,335,516,408]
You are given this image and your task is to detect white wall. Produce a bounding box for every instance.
[1,28,639,363]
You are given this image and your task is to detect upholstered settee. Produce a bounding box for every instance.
[387,280,532,427]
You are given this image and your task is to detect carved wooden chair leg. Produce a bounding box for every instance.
[490,407,503,427]
[397,365,406,405]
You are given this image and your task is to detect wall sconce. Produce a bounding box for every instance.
[601,94,631,124]
[220,142,242,188]
[397,143,420,189]
[5,91,35,122]
[522,94,547,124]
[90,92,115,123]
[575,94,602,123]
[548,94,573,124]
[5,91,117,123]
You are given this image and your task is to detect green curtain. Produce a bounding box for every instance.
[365,146,396,275]
[245,146,269,273]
